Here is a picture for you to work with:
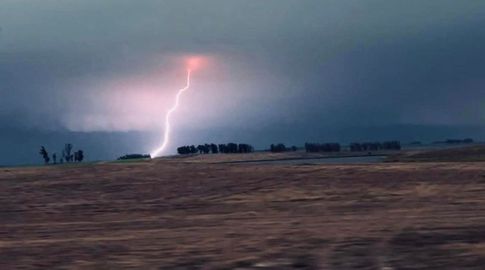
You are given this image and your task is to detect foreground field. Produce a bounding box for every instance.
[2,157,485,269]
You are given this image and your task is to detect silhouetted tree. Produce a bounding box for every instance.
[78,150,84,162]
[382,141,401,150]
[210,143,218,154]
[218,144,227,153]
[238,143,253,153]
[74,150,84,162]
[177,146,189,155]
[52,153,57,164]
[117,154,150,160]
[63,143,73,162]
[39,146,50,164]
[350,141,401,152]
[177,143,253,155]
[305,143,341,153]
[227,143,238,153]
[270,143,287,152]
[176,145,204,155]
[204,144,210,154]
[196,144,210,154]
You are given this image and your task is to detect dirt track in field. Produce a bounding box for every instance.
[2,157,485,269]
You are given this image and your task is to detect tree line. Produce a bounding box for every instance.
[305,143,341,153]
[349,141,401,151]
[268,141,401,153]
[433,138,474,145]
[117,154,151,160]
[39,143,84,165]
[177,143,254,155]
[269,144,298,152]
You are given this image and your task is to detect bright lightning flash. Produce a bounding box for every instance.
[150,69,192,158]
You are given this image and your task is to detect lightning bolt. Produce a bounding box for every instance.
[151,69,192,157]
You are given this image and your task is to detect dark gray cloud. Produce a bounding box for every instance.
[1,1,485,165]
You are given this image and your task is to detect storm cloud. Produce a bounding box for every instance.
[1,1,485,165]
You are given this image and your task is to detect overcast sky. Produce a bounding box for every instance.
[1,1,485,165]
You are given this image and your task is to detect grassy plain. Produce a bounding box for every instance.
[2,148,485,269]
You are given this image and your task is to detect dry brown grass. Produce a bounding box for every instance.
[1,156,485,269]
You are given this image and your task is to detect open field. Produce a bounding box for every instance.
[389,145,485,162]
[2,152,485,269]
